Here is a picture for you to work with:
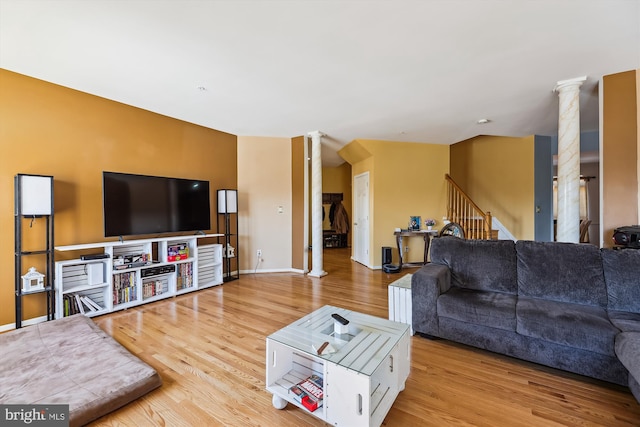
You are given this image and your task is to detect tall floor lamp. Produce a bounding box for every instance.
[14,174,55,328]
[217,189,239,282]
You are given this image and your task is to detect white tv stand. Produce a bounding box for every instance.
[54,234,223,318]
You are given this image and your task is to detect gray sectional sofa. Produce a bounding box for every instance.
[411,237,640,403]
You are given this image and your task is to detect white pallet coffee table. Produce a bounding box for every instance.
[266,305,411,427]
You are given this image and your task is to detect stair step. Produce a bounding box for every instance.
[459,228,499,240]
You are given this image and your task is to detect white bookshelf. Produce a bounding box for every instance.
[55,234,223,318]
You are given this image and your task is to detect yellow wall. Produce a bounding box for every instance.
[340,139,449,266]
[0,69,237,326]
[602,69,639,247]
[450,135,536,240]
[237,136,292,271]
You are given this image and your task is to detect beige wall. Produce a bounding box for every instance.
[602,69,639,247]
[450,135,536,240]
[291,136,305,271]
[340,139,449,267]
[1,69,237,327]
[237,136,293,272]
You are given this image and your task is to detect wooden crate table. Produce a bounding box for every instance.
[266,305,410,427]
[388,273,414,335]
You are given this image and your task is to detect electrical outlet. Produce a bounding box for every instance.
[257,249,262,258]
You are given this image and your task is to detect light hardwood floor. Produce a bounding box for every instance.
[92,248,640,426]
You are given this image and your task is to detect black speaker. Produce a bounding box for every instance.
[382,246,392,265]
[613,225,640,248]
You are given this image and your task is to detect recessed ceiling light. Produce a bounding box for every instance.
[197,86,207,91]
[477,119,491,124]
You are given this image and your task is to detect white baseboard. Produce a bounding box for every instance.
[351,256,376,270]
[492,217,517,241]
[0,315,50,333]
[239,268,303,275]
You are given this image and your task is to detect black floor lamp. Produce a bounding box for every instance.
[217,189,239,282]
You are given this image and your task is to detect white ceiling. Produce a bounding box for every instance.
[1,0,639,166]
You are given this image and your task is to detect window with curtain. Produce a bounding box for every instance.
[552,177,589,220]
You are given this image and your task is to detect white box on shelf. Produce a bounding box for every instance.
[87,263,104,286]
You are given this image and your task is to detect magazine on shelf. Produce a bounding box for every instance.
[79,297,95,312]
[289,374,324,412]
[167,243,189,261]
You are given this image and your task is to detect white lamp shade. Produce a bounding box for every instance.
[217,189,237,213]
[18,174,53,215]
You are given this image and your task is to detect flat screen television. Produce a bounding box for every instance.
[103,171,211,237]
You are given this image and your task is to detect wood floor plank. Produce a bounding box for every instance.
[90,248,640,426]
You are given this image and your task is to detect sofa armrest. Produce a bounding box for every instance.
[615,332,640,403]
[411,263,451,336]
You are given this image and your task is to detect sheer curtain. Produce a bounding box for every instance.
[553,177,590,241]
[552,177,589,220]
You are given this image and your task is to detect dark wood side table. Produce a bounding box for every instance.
[394,229,439,269]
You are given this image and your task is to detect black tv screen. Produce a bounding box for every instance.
[103,171,211,237]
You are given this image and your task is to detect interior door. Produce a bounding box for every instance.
[353,172,370,266]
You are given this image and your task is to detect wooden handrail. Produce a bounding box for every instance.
[444,174,493,239]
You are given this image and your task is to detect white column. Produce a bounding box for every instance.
[308,131,327,277]
[554,76,586,243]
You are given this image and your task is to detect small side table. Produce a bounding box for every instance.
[394,229,438,269]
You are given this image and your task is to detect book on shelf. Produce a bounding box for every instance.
[81,295,102,311]
[289,374,324,412]
[63,294,72,317]
[64,293,102,316]
[67,294,80,314]
[113,271,137,304]
[143,280,164,298]
[74,294,85,314]
[177,262,194,289]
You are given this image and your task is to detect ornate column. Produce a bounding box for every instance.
[554,76,586,243]
[308,131,327,277]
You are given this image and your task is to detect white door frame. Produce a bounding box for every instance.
[353,171,370,267]
[302,134,310,273]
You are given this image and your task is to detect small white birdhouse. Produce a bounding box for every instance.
[22,267,45,292]
[223,244,235,258]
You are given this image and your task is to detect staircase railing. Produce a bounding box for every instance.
[445,174,493,239]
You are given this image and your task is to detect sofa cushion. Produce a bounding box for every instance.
[437,287,517,331]
[608,311,640,332]
[431,237,517,294]
[616,332,640,384]
[516,297,618,356]
[601,248,640,313]
[516,240,607,308]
